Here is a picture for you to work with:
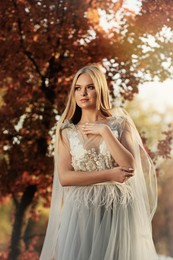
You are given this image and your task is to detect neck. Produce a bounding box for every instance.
[79,110,104,124]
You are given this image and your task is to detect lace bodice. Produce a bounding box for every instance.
[62,116,122,172]
[69,127,119,172]
[60,116,134,208]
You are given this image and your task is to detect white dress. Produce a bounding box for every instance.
[40,116,158,260]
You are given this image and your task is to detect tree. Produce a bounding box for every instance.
[0,0,173,259]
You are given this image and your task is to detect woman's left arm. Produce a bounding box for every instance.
[82,120,136,169]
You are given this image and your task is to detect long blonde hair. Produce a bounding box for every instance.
[57,63,112,136]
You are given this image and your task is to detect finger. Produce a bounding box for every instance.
[81,126,93,131]
[125,173,133,177]
[121,167,134,173]
[122,175,128,182]
[123,174,133,182]
[121,166,134,170]
[82,125,95,131]
[81,129,94,135]
[124,176,128,182]
[81,125,92,130]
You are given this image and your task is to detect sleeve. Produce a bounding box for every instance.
[59,127,70,150]
[112,108,158,221]
[108,116,126,140]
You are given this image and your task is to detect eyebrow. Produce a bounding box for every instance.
[75,83,94,86]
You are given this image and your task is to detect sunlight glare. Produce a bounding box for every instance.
[123,0,142,14]
[99,0,142,32]
[138,80,173,116]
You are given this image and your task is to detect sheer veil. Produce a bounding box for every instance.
[40,126,64,260]
[40,107,158,260]
[113,107,157,220]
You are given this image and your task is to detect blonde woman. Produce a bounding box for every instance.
[40,64,158,260]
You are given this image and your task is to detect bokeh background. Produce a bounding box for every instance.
[0,0,173,259]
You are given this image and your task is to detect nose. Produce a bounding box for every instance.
[81,87,87,96]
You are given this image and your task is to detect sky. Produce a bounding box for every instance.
[134,79,173,124]
[138,80,173,112]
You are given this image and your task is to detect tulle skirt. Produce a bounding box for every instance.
[54,185,158,260]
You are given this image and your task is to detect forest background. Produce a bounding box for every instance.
[0,0,173,259]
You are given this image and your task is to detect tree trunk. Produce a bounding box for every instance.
[8,185,37,260]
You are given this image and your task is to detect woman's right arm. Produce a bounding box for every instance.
[57,130,134,187]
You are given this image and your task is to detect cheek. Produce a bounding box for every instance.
[74,92,80,103]
[90,91,97,100]
[74,91,78,100]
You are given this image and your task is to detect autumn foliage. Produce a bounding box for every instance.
[0,0,173,259]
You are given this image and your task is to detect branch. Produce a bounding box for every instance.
[11,0,43,79]
[12,193,19,208]
[23,50,43,78]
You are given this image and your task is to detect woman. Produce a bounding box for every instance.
[40,64,158,260]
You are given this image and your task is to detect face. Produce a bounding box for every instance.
[74,73,97,110]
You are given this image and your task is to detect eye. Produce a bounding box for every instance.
[87,85,95,90]
[74,86,81,91]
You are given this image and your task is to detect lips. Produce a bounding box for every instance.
[80,98,89,102]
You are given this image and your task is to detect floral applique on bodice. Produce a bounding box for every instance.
[61,116,121,172]
[69,127,119,172]
[61,116,134,209]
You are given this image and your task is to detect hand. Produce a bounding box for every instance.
[109,166,134,183]
[81,122,109,136]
